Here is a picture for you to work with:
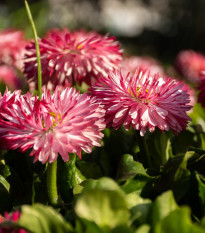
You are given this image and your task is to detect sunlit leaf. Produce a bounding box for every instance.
[125,192,152,226]
[135,225,150,233]
[148,191,178,228]
[155,207,205,233]
[18,204,73,233]
[75,178,129,230]
[117,154,147,180]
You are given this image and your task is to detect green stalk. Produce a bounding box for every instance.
[136,131,152,168]
[47,161,58,206]
[24,0,42,98]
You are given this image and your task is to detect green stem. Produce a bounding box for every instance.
[137,131,152,168]
[47,161,58,206]
[24,0,42,98]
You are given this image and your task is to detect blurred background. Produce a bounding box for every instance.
[1,0,205,66]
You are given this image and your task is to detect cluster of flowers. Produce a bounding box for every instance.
[3,27,205,225]
[1,27,204,166]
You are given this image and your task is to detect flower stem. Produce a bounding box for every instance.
[137,131,152,168]
[24,0,42,98]
[47,161,58,206]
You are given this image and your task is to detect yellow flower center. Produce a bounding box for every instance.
[128,86,150,103]
[128,86,149,96]
[42,112,61,129]
[77,44,82,49]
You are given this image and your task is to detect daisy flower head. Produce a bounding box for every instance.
[120,56,164,77]
[23,28,122,91]
[90,69,192,136]
[175,50,205,83]
[0,87,106,164]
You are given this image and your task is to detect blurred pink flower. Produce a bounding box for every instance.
[24,28,122,90]
[0,65,22,90]
[0,87,105,163]
[0,29,26,70]
[181,82,196,112]
[175,50,205,83]
[90,69,192,136]
[198,79,205,108]
[0,210,27,233]
[120,56,164,77]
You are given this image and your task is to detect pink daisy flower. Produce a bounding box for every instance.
[23,28,122,90]
[120,56,164,77]
[90,69,192,136]
[0,210,27,233]
[175,50,205,83]
[0,87,105,163]
[0,65,22,90]
[0,29,26,69]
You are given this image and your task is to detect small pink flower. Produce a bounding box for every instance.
[0,210,27,233]
[0,87,105,163]
[24,28,122,90]
[0,65,22,90]
[175,50,205,83]
[0,29,26,70]
[120,56,164,77]
[90,69,192,136]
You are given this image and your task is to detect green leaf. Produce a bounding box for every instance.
[152,153,191,201]
[125,192,151,209]
[75,183,129,230]
[1,164,11,178]
[142,130,173,169]
[58,154,86,202]
[117,154,147,180]
[135,225,150,233]
[195,173,205,216]
[153,131,173,165]
[116,155,152,196]
[186,148,205,176]
[200,133,205,150]
[84,177,125,195]
[111,225,134,233]
[190,103,205,132]
[189,147,205,156]
[76,160,102,179]
[155,207,205,233]
[76,219,104,233]
[200,217,205,228]
[148,191,178,228]
[73,179,94,195]
[73,177,126,197]
[18,204,73,233]
[125,192,152,226]
[120,174,152,195]
[0,174,10,192]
